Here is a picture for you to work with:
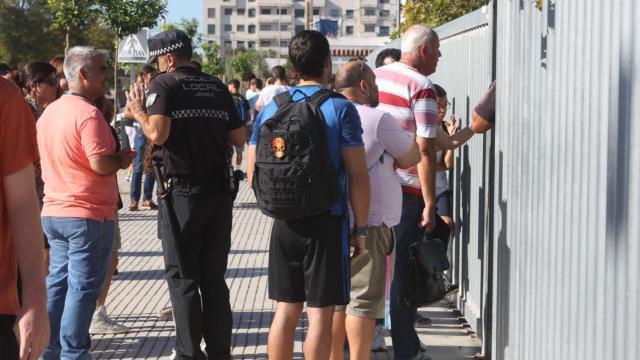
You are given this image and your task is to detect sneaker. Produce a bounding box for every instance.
[371,324,386,352]
[129,200,138,211]
[89,306,129,335]
[411,352,431,360]
[157,305,173,321]
[415,314,433,327]
[141,200,158,210]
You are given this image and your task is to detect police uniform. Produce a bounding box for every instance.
[145,30,243,360]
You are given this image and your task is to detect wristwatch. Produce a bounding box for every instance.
[354,226,369,238]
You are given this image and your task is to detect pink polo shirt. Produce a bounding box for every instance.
[37,94,117,221]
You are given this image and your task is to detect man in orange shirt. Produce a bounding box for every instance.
[37,46,135,360]
[0,77,50,359]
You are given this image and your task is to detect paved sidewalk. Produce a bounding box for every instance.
[89,172,480,359]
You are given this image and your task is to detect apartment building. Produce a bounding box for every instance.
[202,0,399,60]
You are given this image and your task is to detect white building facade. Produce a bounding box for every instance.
[202,0,399,64]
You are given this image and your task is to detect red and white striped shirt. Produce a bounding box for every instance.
[374,61,438,192]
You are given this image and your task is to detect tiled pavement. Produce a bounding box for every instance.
[90,172,481,359]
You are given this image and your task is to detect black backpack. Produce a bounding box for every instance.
[253,88,341,220]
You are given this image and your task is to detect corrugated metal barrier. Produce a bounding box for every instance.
[366,1,639,358]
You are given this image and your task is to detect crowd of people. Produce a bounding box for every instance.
[0,24,494,360]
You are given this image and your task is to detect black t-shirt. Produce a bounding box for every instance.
[147,66,243,180]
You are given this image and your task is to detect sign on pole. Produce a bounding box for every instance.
[117,28,149,63]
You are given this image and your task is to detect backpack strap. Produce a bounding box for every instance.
[274,91,292,108]
[308,89,345,108]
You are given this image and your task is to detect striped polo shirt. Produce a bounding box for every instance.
[374,61,439,193]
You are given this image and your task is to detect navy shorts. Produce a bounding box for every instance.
[435,190,453,217]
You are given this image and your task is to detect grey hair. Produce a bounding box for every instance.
[64,46,109,83]
[401,25,438,55]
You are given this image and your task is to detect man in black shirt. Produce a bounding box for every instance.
[126,29,246,360]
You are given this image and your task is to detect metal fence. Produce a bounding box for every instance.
[367,0,639,358]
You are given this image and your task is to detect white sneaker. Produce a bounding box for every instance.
[89,306,129,335]
[371,324,386,351]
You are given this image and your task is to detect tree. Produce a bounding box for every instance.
[226,49,269,82]
[201,42,223,78]
[162,17,201,50]
[48,0,96,52]
[391,0,486,39]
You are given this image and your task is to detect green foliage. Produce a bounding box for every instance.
[162,17,201,50]
[201,42,223,78]
[391,0,486,39]
[99,0,167,38]
[226,49,269,82]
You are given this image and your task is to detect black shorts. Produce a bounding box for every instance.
[435,190,453,217]
[268,213,349,307]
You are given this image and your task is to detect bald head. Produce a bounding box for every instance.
[401,25,438,55]
[334,60,372,91]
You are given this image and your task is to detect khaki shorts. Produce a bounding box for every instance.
[113,214,121,251]
[336,224,395,318]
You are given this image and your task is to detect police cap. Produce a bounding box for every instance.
[147,29,192,64]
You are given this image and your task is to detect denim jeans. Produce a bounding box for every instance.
[390,192,425,359]
[40,217,115,360]
[130,127,155,202]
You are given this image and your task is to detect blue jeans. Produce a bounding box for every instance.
[391,192,425,359]
[40,217,115,360]
[130,128,155,202]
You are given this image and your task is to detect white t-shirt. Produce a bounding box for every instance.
[256,84,291,109]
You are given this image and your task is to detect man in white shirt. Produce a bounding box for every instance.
[255,65,291,112]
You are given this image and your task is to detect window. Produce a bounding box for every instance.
[237,24,245,31]
[237,8,245,15]
[379,26,389,36]
[260,40,272,47]
[313,8,320,15]
[295,25,305,34]
[224,8,233,15]
[365,24,375,32]
[330,8,340,17]
[364,7,376,16]
[237,41,245,48]
[280,24,288,31]
[248,8,256,17]
[277,8,288,15]
[346,26,353,35]
[380,10,390,17]
[224,24,232,31]
[380,0,389,3]
[224,40,232,47]
[280,40,288,48]
[248,41,255,48]
[248,0,255,2]
[345,10,354,18]
[207,8,215,18]
[260,24,272,31]
[207,24,216,34]
[294,9,305,18]
[260,8,271,15]
[248,24,256,33]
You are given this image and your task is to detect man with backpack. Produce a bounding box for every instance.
[247,30,370,360]
[228,79,251,172]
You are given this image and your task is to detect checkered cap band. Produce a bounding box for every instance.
[170,109,230,121]
[149,41,185,57]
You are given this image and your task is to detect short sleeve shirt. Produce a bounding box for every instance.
[147,67,243,179]
[250,85,363,215]
[350,104,414,227]
[37,94,117,221]
[0,78,39,315]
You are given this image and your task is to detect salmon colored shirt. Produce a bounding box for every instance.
[37,94,117,221]
[0,78,39,315]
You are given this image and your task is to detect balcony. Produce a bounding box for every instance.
[256,0,291,6]
[360,0,377,7]
[310,0,325,7]
[360,14,378,23]
[258,14,293,22]
[257,30,293,39]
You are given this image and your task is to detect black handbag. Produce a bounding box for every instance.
[400,223,457,307]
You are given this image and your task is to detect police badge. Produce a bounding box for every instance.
[146,93,158,109]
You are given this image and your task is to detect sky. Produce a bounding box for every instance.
[165,0,204,33]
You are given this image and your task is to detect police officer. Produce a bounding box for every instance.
[126,30,246,360]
